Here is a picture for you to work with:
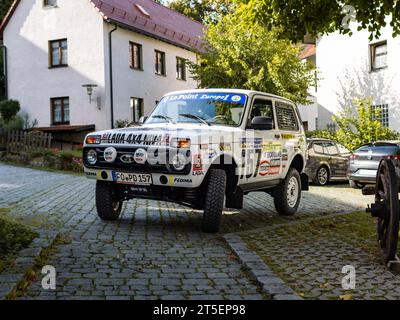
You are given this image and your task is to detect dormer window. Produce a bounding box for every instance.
[44,0,57,7]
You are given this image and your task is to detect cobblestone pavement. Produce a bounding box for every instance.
[241,212,400,300]
[0,163,374,300]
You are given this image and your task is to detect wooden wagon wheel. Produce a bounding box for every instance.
[374,159,399,263]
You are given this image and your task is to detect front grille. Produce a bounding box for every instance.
[83,146,191,175]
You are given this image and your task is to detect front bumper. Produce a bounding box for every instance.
[84,167,203,188]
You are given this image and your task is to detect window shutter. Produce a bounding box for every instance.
[129,43,133,68]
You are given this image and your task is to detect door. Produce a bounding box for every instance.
[323,141,342,177]
[239,97,282,184]
[335,143,351,178]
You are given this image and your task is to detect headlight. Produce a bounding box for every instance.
[171,138,191,149]
[171,153,187,171]
[86,149,97,165]
[86,135,101,145]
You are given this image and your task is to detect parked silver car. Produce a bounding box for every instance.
[348,141,400,189]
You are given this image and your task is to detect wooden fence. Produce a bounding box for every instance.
[0,129,52,154]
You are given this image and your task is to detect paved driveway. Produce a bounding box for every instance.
[0,163,372,300]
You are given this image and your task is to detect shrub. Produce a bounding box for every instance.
[0,115,24,130]
[306,130,336,140]
[0,100,20,123]
[333,98,400,150]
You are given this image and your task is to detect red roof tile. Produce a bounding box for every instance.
[90,0,206,51]
[1,0,206,51]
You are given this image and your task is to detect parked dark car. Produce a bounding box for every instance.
[305,138,351,186]
[348,141,400,189]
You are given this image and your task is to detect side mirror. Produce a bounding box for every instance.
[251,116,274,130]
[139,116,148,125]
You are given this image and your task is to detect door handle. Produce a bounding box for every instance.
[274,134,280,139]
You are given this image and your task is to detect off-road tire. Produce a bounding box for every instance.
[273,168,301,216]
[202,169,226,233]
[96,181,123,221]
[313,165,329,186]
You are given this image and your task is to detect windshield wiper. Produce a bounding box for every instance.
[151,115,175,124]
[179,114,211,126]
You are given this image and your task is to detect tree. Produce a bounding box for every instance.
[189,14,316,105]
[167,0,231,23]
[239,0,400,42]
[333,98,399,150]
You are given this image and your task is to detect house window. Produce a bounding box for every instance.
[44,0,57,7]
[372,104,389,127]
[176,57,186,80]
[49,39,68,67]
[370,41,387,71]
[51,97,70,125]
[155,50,166,76]
[130,42,142,70]
[131,97,144,123]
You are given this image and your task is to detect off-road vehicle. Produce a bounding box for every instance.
[83,89,308,233]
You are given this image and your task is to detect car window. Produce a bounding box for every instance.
[275,102,299,131]
[337,143,350,154]
[248,99,274,127]
[324,142,339,155]
[313,142,324,154]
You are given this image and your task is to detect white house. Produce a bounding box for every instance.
[0,0,204,145]
[298,24,400,132]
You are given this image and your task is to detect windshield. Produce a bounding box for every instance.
[146,92,247,126]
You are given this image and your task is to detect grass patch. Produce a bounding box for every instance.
[5,233,71,300]
[0,161,84,176]
[0,209,38,273]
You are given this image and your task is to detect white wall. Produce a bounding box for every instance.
[315,23,400,131]
[4,0,199,132]
[103,24,198,127]
[4,0,108,129]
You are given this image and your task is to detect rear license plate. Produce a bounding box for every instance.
[112,172,152,185]
[358,169,377,177]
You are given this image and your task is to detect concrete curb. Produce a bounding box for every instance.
[224,233,302,300]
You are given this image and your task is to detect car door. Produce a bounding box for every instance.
[323,141,341,178]
[335,143,351,178]
[240,97,282,183]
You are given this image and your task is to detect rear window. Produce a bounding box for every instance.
[357,145,399,153]
[275,102,299,131]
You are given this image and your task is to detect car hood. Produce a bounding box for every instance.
[86,123,244,147]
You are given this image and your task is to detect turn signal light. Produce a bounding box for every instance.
[171,138,191,149]
[86,135,101,145]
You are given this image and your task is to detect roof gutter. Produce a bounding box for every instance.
[108,24,117,129]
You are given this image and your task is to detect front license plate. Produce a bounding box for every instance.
[112,172,152,185]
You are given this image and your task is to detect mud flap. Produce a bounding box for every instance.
[226,186,244,209]
[301,173,309,191]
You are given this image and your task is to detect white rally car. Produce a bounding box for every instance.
[83,89,308,233]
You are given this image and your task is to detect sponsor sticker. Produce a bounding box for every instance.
[259,161,270,176]
[193,154,203,171]
[104,147,117,163]
[240,138,263,149]
[162,92,247,105]
[134,148,148,164]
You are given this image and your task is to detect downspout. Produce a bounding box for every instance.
[0,43,7,100]
[108,24,117,129]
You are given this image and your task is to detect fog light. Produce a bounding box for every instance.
[86,149,97,165]
[171,153,187,171]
